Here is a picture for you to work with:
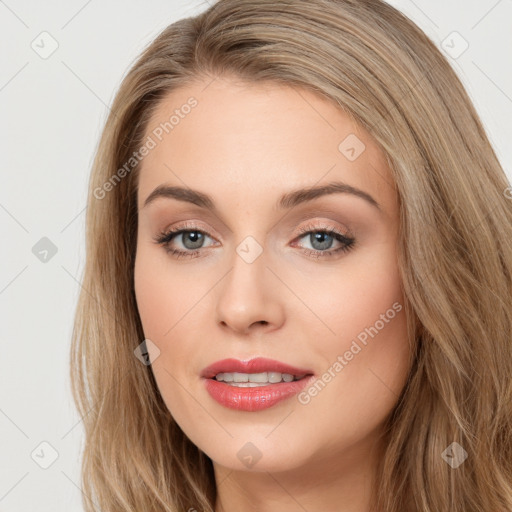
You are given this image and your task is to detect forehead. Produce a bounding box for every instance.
[137,77,397,218]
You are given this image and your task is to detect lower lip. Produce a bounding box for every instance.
[203,375,315,412]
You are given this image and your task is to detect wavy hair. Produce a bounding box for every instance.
[69,0,512,510]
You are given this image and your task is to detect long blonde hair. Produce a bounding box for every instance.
[70,0,512,510]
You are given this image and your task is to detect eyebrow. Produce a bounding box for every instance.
[142,180,381,212]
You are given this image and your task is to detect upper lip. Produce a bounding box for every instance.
[201,357,314,379]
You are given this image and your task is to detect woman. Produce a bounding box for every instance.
[70,0,512,510]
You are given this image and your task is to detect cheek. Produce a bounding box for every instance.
[290,239,404,345]
[133,247,216,382]
[335,258,404,339]
[334,243,408,372]
[296,240,410,421]
[133,250,200,417]
[134,255,168,338]
[134,248,199,340]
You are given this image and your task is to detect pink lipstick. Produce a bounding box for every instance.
[201,357,315,412]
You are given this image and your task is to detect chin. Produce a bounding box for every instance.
[197,432,309,473]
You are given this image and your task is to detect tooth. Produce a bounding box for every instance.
[214,371,303,384]
[229,382,269,387]
[268,372,282,383]
[248,372,268,383]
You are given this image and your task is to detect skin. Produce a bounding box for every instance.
[134,75,412,512]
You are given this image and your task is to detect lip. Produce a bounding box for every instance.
[201,357,315,412]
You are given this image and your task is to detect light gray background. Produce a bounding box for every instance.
[1,0,511,510]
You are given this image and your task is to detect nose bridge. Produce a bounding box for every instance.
[223,235,269,308]
[215,234,283,333]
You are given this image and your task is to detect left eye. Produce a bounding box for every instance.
[293,228,356,257]
[299,231,337,251]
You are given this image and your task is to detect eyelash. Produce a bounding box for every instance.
[152,222,356,260]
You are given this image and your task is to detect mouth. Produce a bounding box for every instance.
[201,357,315,411]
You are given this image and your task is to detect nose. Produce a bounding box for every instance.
[215,246,285,335]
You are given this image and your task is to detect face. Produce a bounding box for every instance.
[134,76,411,475]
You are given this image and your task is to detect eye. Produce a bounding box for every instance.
[294,224,356,259]
[152,225,216,259]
